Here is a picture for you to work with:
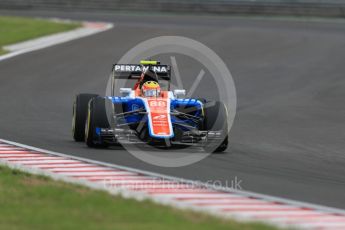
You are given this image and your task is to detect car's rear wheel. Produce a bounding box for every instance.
[72,93,98,142]
[85,97,111,148]
[203,101,229,153]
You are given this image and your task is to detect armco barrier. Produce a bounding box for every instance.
[0,0,345,17]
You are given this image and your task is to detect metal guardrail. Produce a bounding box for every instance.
[0,0,345,17]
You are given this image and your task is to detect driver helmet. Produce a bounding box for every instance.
[141,81,161,97]
[139,68,158,88]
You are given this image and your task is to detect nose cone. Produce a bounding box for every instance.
[142,98,174,139]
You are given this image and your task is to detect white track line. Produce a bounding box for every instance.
[0,20,113,62]
[0,138,345,230]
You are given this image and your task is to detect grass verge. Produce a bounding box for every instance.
[0,165,279,230]
[0,16,80,55]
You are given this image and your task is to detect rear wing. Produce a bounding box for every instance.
[112,64,171,80]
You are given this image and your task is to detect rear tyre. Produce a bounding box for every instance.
[85,97,111,148]
[203,101,229,153]
[72,93,99,142]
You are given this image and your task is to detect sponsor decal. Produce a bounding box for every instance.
[114,64,169,73]
[132,104,139,111]
[153,114,166,120]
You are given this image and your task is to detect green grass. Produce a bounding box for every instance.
[0,48,7,55]
[0,165,279,230]
[0,16,80,55]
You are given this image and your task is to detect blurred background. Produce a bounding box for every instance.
[1,0,345,17]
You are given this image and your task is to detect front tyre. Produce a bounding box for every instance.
[85,97,111,148]
[72,93,99,142]
[203,101,229,153]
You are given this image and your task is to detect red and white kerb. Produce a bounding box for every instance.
[0,141,344,230]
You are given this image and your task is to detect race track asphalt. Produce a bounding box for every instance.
[0,10,345,209]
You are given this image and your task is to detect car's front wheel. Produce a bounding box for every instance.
[85,97,111,148]
[203,101,229,153]
[72,93,98,142]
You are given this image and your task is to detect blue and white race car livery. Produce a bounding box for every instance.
[72,61,228,153]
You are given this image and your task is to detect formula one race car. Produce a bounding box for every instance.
[72,61,228,153]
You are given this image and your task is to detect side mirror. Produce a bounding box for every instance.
[173,89,186,98]
[120,88,132,97]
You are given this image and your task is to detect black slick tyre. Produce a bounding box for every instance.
[203,101,229,153]
[72,93,99,142]
[85,97,111,148]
